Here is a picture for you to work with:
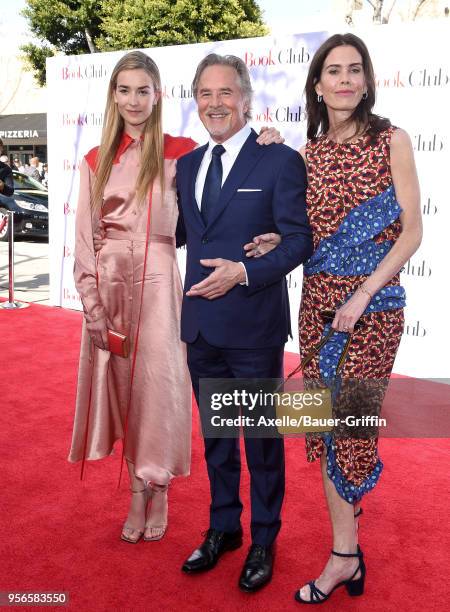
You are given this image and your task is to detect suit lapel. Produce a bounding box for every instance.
[207,129,265,228]
[186,144,207,230]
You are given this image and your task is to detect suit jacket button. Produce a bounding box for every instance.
[202,237,209,244]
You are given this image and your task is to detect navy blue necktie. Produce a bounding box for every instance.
[201,144,225,225]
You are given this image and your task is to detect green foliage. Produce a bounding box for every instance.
[96,0,268,51]
[20,44,55,87]
[21,0,104,85]
[21,0,268,85]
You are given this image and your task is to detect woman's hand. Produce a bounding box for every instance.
[243,232,281,258]
[332,288,371,333]
[93,220,106,253]
[256,127,285,145]
[86,317,109,350]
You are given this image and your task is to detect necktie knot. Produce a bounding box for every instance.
[211,144,225,158]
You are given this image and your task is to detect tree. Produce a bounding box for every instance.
[21,0,103,84]
[345,0,435,24]
[21,0,268,85]
[96,0,268,51]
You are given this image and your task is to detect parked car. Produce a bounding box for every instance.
[0,171,48,241]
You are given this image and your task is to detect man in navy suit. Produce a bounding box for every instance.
[178,54,313,592]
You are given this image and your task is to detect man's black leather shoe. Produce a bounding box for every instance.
[238,544,274,592]
[181,527,243,573]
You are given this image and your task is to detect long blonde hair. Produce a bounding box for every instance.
[91,51,164,212]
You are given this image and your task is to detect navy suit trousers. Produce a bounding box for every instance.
[187,334,285,546]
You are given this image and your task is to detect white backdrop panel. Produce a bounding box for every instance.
[46,23,450,377]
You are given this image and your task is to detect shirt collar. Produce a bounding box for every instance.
[113,131,143,163]
[206,123,251,156]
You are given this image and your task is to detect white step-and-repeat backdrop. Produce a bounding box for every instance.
[46,22,449,378]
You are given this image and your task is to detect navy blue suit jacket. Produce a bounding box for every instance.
[176,129,313,349]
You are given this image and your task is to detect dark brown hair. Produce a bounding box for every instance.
[305,33,390,141]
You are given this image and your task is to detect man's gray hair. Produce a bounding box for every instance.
[192,54,253,120]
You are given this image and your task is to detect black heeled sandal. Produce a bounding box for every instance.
[294,546,366,604]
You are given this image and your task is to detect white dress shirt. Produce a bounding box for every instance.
[195,123,252,285]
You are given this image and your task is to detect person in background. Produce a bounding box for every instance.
[28,157,42,182]
[0,140,14,197]
[40,163,48,188]
[245,33,422,604]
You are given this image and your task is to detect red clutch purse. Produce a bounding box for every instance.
[107,329,129,358]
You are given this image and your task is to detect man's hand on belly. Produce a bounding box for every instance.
[186,258,246,300]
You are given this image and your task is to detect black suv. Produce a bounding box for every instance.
[0,171,48,242]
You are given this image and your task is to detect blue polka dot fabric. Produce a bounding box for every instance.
[319,323,348,383]
[361,284,406,314]
[317,284,406,386]
[323,433,383,503]
[316,325,385,503]
[304,185,402,277]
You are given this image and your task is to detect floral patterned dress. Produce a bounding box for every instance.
[299,127,405,503]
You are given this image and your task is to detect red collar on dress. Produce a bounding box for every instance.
[84,132,196,173]
[112,132,143,163]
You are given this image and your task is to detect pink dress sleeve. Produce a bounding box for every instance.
[73,157,106,326]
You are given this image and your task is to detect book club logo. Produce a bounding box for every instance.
[402,259,432,278]
[61,63,109,80]
[422,197,438,217]
[375,67,448,88]
[405,320,427,338]
[254,105,307,123]
[61,113,104,127]
[243,46,310,68]
[413,134,444,152]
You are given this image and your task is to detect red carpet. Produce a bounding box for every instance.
[1,302,448,611]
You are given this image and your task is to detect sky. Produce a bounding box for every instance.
[2,0,337,54]
[259,0,333,33]
[1,0,29,49]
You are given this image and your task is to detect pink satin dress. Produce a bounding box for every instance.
[68,133,196,485]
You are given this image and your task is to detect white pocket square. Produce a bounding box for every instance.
[237,188,262,192]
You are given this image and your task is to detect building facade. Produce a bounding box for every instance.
[0,54,47,165]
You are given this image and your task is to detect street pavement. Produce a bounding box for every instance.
[0,238,49,305]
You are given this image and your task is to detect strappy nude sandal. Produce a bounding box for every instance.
[144,483,168,542]
[121,487,148,544]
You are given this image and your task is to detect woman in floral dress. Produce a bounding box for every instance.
[246,33,422,604]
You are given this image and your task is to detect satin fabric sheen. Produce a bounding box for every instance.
[68,138,191,484]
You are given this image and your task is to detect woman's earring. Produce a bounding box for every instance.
[317,94,323,103]
[362,92,368,100]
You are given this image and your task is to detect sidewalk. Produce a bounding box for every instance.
[0,239,50,305]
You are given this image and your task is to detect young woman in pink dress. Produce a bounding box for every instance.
[69,51,281,544]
